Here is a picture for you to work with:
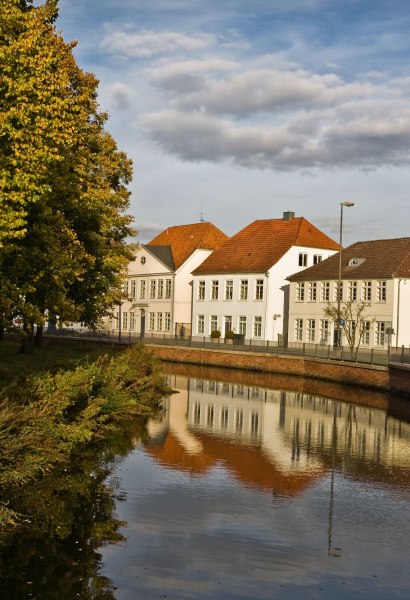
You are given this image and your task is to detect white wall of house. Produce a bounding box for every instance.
[288,277,409,349]
[392,278,410,347]
[191,245,337,342]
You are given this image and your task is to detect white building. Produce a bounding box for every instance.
[287,238,410,349]
[191,212,339,342]
[109,222,228,337]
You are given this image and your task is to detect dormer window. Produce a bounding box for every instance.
[348,257,365,267]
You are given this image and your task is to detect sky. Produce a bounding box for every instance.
[55,0,410,245]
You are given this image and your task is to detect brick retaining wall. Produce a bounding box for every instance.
[148,344,390,392]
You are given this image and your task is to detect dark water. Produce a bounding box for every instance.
[1,364,410,599]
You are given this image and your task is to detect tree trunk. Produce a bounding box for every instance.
[35,325,44,347]
[20,335,34,354]
[0,322,4,341]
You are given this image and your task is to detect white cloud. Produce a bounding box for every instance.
[103,29,216,58]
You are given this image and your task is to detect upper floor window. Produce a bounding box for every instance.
[165,279,172,299]
[157,279,164,299]
[308,282,317,302]
[140,279,146,300]
[225,280,233,300]
[198,280,205,301]
[255,279,264,300]
[333,281,343,302]
[313,255,322,264]
[130,280,136,300]
[149,280,156,299]
[299,253,307,267]
[348,281,357,302]
[296,282,305,302]
[362,281,372,302]
[321,282,330,302]
[211,280,219,300]
[240,279,248,300]
[376,280,386,302]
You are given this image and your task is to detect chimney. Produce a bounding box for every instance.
[283,211,295,222]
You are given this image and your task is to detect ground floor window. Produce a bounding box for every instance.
[361,321,371,346]
[210,314,218,333]
[375,321,386,346]
[156,312,163,331]
[307,319,316,342]
[197,314,205,334]
[320,319,329,343]
[239,316,247,336]
[164,312,171,332]
[149,312,155,331]
[253,316,262,338]
[295,318,303,342]
[130,312,135,330]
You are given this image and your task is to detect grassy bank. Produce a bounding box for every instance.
[0,339,171,528]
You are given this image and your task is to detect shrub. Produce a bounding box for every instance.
[210,329,221,338]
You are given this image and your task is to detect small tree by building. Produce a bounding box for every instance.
[323,300,375,359]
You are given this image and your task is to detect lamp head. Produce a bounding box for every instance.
[341,201,354,207]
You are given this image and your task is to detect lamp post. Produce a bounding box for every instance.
[336,202,354,347]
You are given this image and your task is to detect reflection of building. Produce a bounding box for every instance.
[146,375,410,494]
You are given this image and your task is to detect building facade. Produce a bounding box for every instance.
[108,222,228,337]
[287,238,410,349]
[191,212,340,342]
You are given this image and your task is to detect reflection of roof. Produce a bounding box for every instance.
[193,217,339,275]
[288,238,410,281]
[148,222,228,270]
[146,431,323,496]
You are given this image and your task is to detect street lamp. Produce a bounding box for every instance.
[336,202,354,347]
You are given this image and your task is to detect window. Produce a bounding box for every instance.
[207,405,214,427]
[296,282,305,302]
[164,312,171,332]
[375,321,386,346]
[225,280,233,300]
[295,318,303,342]
[320,319,329,343]
[149,312,155,331]
[348,281,357,302]
[251,412,259,437]
[140,256,146,265]
[253,316,262,337]
[198,280,205,300]
[122,280,129,297]
[255,279,264,300]
[321,282,330,302]
[240,279,248,300]
[210,315,218,332]
[362,281,372,302]
[194,403,201,425]
[156,312,163,331]
[149,280,156,299]
[140,279,146,300]
[361,321,371,346]
[211,280,219,300]
[239,316,247,336]
[130,280,136,300]
[122,312,128,330]
[308,282,317,302]
[307,319,316,342]
[313,254,322,264]
[165,279,172,299]
[299,253,307,267]
[334,281,343,302]
[157,279,164,299]
[376,280,386,302]
[221,407,229,429]
[130,312,135,330]
[197,314,205,334]
[236,410,243,434]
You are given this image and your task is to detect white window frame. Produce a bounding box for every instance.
[164,312,171,332]
[198,280,205,301]
[308,282,317,302]
[211,280,219,300]
[348,281,357,302]
[321,281,330,302]
[255,279,264,301]
[253,316,262,337]
[157,279,164,299]
[197,314,205,335]
[240,279,248,300]
[225,280,233,300]
[149,280,156,299]
[376,280,386,302]
[140,279,146,300]
[296,282,305,302]
[165,279,172,299]
[362,281,372,302]
[239,316,247,336]
[299,253,307,267]
[307,319,316,342]
[295,318,303,342]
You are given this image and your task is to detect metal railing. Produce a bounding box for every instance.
[38,327,410,367]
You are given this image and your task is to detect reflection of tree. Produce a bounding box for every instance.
[0,418,150,600]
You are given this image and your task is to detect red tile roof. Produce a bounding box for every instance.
[148,222,228,270]
[288,238,410,281]
[193,217,340,275]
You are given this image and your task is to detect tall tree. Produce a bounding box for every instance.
[0,0,134,350]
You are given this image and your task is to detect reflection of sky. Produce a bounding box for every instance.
[102,443,410,599]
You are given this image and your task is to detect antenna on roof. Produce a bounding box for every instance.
[200,199,205,222]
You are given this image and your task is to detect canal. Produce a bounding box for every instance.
[1,362,410,599]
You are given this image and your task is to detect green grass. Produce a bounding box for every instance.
[0,337,123,384]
